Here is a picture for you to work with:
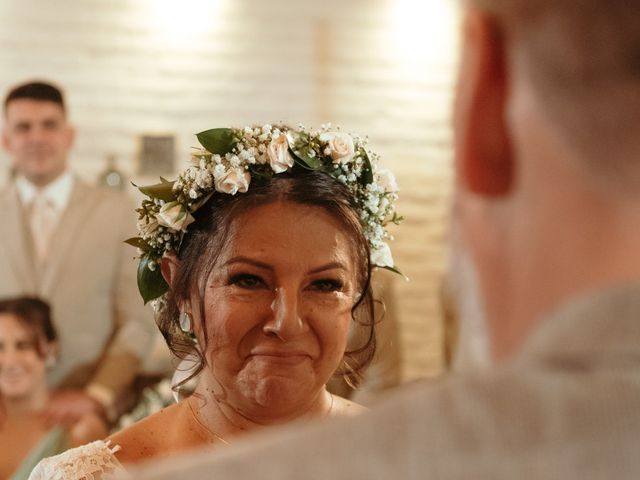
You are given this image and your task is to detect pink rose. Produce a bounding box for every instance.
[215,167,251,195]
[320,132,355,164]
[267,133,294,173]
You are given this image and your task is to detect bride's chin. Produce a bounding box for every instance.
[239,376,318,413]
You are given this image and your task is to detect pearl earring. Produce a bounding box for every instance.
[179,311,193,333]
[45,354,57,369]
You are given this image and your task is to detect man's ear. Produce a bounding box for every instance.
[454,10,513,197]
[2,128,11,152]
[64,124,76,150]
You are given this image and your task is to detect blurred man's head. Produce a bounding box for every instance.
[2,81,75,187]
[453,1,640,361]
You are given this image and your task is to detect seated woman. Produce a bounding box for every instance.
[0,297,108,480]
[30,124,401,478]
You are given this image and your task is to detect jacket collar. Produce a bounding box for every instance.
[520,283,640,368]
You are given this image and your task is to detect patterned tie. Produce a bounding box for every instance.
[30,192,57,264]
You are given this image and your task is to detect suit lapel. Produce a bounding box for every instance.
[40,179,101,296]
[0,183,38,290]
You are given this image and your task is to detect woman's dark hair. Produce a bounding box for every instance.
[158,167,376,388]
[0,296,57,357]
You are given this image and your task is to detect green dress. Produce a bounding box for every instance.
[10,426,68,480]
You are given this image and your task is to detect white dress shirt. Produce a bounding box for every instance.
[16,172,74,262]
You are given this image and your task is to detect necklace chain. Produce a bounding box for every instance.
[327,392,335,417]
[187,398,231,446]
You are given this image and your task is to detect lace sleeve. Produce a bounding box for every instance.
[28,440,127,480]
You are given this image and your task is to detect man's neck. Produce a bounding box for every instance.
[25,171,66,189]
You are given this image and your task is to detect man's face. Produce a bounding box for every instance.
[2,99,74,186]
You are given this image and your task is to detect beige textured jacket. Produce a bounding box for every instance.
[132,284,640,479]
[0,179,155,405]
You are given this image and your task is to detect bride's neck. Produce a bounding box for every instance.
[189,376,333,441]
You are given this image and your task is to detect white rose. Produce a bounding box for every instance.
[215,167,251,195]
[370,242,394,268]
[267,133,294,173]
[156,201,195,232]
[320,132,355,164]
[376,168,399,193]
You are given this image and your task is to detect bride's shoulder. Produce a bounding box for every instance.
[28,439,124,480]
[331,394,367,417]
[107,401,183,464]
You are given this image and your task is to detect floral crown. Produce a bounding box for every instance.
[127,124,402,304]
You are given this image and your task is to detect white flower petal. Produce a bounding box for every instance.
[267,133,294,173]
[370,242,394,268]
[156,201,195,232]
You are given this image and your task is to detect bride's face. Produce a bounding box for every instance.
[192,201,357,421]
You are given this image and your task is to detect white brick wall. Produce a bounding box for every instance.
[0,0,460,382]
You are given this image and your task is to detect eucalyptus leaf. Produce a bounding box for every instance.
[378,264,406,279]
[138,255,169,304]
[196,128,236,155]
[360,151,374,186]
[125,237,150,252]
[291,149,323,170]
[138,181,176,202]
[286,130,309,145]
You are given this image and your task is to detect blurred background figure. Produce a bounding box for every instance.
[0,296,107,480]
[0,81,157,428]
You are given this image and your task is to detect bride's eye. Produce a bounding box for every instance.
[229,273,266,290]
[310,278,344,293]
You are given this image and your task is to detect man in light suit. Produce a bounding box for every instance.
[132,0,640,478]
[0,81,155,426]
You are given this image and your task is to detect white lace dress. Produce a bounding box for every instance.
[28,440,127,480]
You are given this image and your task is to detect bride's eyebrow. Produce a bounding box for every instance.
[224,256,273,272]
[307,262,348,275]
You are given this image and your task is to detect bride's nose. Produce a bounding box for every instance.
[263,287,308,340]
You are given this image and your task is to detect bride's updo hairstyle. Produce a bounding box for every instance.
[159,167,376,387]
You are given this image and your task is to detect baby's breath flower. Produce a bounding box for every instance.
[132,123,402,304]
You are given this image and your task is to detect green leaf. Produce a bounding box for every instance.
[287,131,323,170]
[125,237,150,252]
[391,213,405,225]
[137,180,176,202]
[291,149,323,170]
[249,164,274,181]
[378,264,407,279]
[196,128,236,155]
[137,255,169,304]
[359,151,374,186]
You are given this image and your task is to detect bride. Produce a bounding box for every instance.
[29,123,401,478]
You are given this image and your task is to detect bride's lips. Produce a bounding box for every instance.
[248,350,311,364]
